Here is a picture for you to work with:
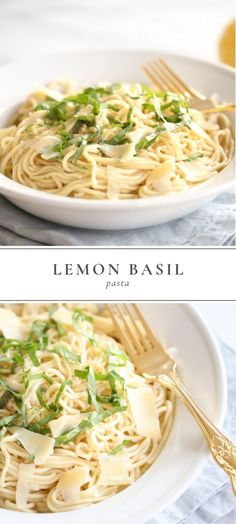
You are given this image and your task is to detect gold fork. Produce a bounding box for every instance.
[143,58,235,114]
[106,304,236,494]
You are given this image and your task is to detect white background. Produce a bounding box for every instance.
[0,0,234,65]
[0,248,236,301]
[0,2,235,522]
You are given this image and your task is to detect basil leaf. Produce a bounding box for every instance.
[76,114,96,125]
[55,405,127,446]
[52,344,81,364]
[108,122,134,145]
[30,373,53,385]
[0,377,21,399]
[87,367,103,413]
[135,132,158,153]
[72,311,97,346]
[15,398,28,428]
[0,355,13,363]
[142,103,155,113]
[0,390,12,408]
[126,107,133,122]
[71,139,87,165]
[0,413,19,427]
[29,409,60,434]
[107,346,127,368]
[107,104,120,112]
[75,369,107,381]
[29,318,65,349]
[37,387,50,411]
[73,309,93,324]
[152,97,165,122]
[74,368,89,379]
[183,153,203,162]
[109,440,131,455]
[45,102,66,122]
[53,379,72,408]
[107,370,125,395]
[34,102,53,111]
[25,342,41,367]
[107,115,122,126]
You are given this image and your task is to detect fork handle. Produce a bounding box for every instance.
[158,372,236,494]
[202,103,236,114]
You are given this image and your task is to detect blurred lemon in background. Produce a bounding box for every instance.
[219,19,235,67]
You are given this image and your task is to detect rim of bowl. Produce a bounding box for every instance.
[0,50,234,211]
[0,303,227,523]
[0,172,234,211]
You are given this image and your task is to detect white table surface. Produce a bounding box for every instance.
[196,303,236,352]
[0,0,234,65]
[184,303,236,524]
[0,1,235,522]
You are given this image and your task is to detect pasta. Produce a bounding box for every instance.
[0,304,174,513]
[0,81,233,200]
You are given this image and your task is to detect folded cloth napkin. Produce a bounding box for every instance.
[147,341,236,524]
[0,191,235,246]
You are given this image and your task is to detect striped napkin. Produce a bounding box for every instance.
[148,341,236,524]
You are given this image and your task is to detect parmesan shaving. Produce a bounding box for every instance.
[14,427,55,465]
[57,466,90,504]
[49,414,82,438]
[16,463,35,511]
[100,143,136,162]
[0,308,25,340]
[98,454,131,486]
[52,307,73,325]
[127,386,160,439]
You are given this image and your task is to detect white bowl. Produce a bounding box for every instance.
[1,304,227,524]
[0,50,234,230]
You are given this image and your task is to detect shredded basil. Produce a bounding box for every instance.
[135,132,158,153]
[34,101,53,112]
[0,377,21,399]
[107,104,120,112]
[109,440,132,455]
[76,114,96,125]
[108,122,134,145]
[0,390,12,408]
[75,368,107,381]
[15,398,28,428]
[55,405,127,446]
[0,413,19,427]
[75,366,124,408]
[87,367,103,413]
[53,379,72,408]
[71,139,87,165]
[107,369,124,395]
[72,311,97,346]
[29,409,60,434]
[183,153,203,162]
[30,373,53,385]
[36,387,50,411]
[45,102,67,123]
[52,344,81,364]
[73,309,93,324]
[107,345,127,368]
[29,319,65,349]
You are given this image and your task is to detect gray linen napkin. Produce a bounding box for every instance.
[147,341,236,524]
[0,191,235,246]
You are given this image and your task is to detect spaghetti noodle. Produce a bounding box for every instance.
[0,81,233,199]
[0,304,174,513]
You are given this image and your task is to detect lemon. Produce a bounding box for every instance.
[219,19,235,67]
